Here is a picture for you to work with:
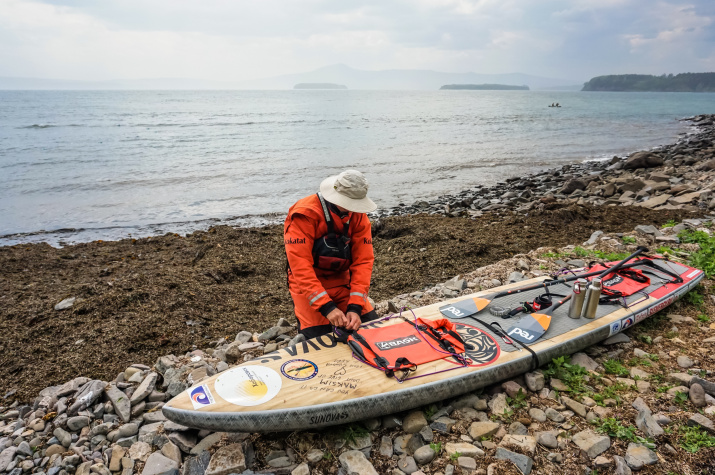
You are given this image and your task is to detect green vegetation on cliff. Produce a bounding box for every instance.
[582,73,715,92]
[440,84,529,90]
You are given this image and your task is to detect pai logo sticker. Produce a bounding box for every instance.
[281,359,318,381]
[187,384,215,409]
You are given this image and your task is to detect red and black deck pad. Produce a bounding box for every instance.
[506,313,551,344]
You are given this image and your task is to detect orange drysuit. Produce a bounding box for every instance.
[284,194,375,338]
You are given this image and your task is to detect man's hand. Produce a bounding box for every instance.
[325,308,347,328]
[345,311,361,331]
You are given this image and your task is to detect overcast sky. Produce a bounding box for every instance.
[1,0,713,82]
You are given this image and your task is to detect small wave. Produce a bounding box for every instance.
[18,124,56,129]
[17,124,85,129]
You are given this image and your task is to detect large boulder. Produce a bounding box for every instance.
[624,152,664,169]
[697,159,715,171]
[561,178,587,195]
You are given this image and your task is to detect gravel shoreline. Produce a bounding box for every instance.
[2,115,715,475]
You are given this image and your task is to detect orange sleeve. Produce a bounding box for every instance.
[347,213,374,309]
[284,213,333,311]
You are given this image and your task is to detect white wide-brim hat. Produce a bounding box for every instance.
[319,169,377,213]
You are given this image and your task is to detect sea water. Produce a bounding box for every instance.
[1,90,714,246]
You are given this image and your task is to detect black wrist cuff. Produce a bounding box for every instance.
[346,304,362,315]
[319,301,337,317]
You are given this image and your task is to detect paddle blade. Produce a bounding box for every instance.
[506,313,551,344]
[439,297,491,319]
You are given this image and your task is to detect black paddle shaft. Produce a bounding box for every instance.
[595,246,649,279]
[492,247,649,300]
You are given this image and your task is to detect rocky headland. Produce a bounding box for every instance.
[2,115,715,475]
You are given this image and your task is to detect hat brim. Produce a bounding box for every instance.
[320,176,377,213]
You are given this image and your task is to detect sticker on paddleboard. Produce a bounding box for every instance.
[281,359,318,381]
[608,320,622,337]
[439,297,490,319]
[621,316,635,330]
[634,309,649,324]
[215,366,282,407]
[449,323,501,367]
[187,384,215,410]
[506,313,551,344]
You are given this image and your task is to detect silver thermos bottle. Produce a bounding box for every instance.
[580,278,602,319]
[568,278,588,319]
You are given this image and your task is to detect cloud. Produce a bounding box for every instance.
[1,0,713,81]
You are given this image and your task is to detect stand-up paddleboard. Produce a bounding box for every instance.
[163,257,703,432]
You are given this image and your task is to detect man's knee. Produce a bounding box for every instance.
[298,323,333,340]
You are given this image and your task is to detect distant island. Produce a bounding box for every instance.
[440,84,529,90]
[294,83,347,89]
[582,73,715,92]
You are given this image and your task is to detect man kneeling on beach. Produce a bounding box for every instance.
[284,170,379,339]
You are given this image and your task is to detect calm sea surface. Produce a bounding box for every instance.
[1,90,714,246]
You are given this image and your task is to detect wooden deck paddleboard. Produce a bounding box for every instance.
[163,257,703,432]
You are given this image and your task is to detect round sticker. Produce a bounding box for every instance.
[281,359,318,381]
[214,365,282,407]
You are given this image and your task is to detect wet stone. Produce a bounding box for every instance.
[379,436,393,458]
[403,410,428,434]
[397,455,418,474]
[525,372,544,392]
[688,413,715,434]
[418,425,434,443]
[413,445,436,465]
[536,432,558,449]
[572,430,610,458]
[544,408,565,423]
[613,455,632,475]
[500,435,536,455]
[181,451,211,475]
[429,417,454,434]
[141,453,178,475]
[625,443,657,470]
[528,408,546,422]
[689,383,707,407]
[457,456,476,472]
[445,442,483,458]
[635,410,664,438]
[508,422,528,435]
[468,421,500,440]
[495,447,533,475]
[205,444,246,475]
[561,396,587,418]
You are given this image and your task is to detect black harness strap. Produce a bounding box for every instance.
[317,193,350,237]
[472,317,540,371]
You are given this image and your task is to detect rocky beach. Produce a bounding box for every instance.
[2,115,715,474]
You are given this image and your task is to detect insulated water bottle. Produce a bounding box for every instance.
[567,278,588,319]
[580,278,602,319]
